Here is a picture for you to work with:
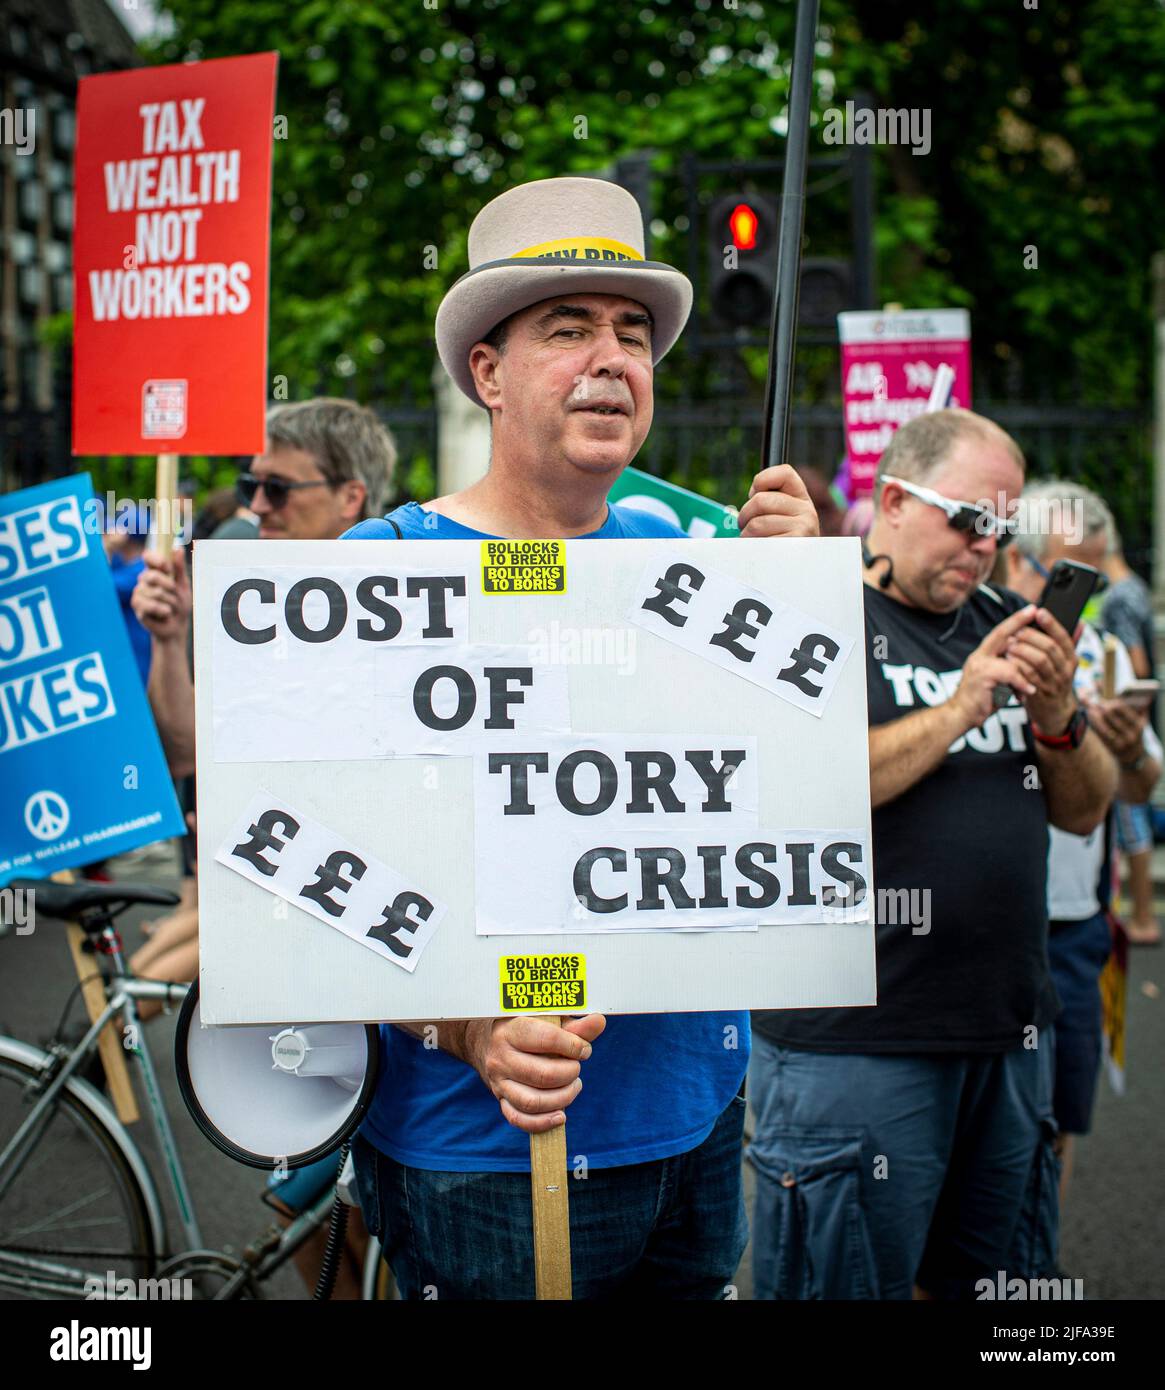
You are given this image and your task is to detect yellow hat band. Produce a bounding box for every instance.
[511,236,644,263]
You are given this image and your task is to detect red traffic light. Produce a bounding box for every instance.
[729,202,759,251]
[707,191,778,328]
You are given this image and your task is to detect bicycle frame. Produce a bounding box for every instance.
[206,1189,336,1299]
[1,917,356,1299]
[0,920,204,1261]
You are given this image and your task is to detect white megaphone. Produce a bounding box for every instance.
[175,982,379,1169]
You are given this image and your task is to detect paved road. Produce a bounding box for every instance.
[735,936,1165,1301]
[2,841,1161,1300]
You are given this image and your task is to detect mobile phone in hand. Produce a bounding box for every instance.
[1036,559,1102,635]
[1117,679,1160,709]
[992,560,1103,708]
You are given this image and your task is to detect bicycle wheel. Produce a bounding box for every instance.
[0,1051,156,1300]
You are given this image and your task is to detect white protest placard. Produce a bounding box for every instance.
[628,552,856,715]
[194,537,876,1024]
[215,788,447,973]
[474,735,764,934]
[213,569,571,762]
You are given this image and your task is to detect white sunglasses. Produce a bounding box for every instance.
[881,475,1016,548]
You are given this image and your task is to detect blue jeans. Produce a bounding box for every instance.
[1047,913,1111,1134]
[351,1095,748,1300]
[747,1036,1059,1300]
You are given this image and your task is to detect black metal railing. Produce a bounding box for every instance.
[2,375,1151,579]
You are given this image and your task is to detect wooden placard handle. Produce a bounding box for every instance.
[529,1015,572,1300]
[152,453,180,557]
[52,872,139,1125]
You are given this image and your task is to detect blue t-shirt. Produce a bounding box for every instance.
[341,499,750,1172]
[110,553,151,685]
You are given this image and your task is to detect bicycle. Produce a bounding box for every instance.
[0,876,389,1300]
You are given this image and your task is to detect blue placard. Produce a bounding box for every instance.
[0,474,184,885]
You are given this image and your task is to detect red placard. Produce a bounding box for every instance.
[72,53,278,455]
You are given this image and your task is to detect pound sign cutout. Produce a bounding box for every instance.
[300,850,367,917]
[231,809,301,877]
[709,598,773,663]
[366,891,435,958]
[641,562,705,628]
[776,633,841,699]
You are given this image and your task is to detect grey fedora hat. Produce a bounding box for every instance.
[435,176,694,406]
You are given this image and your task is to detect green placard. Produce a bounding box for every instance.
[608,466,738,539]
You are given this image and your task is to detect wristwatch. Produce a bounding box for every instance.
[1031,705,1089,751]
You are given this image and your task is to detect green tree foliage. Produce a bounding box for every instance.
[140,0,1163,528]
[826,0,1165,406]
[148,0,794,400]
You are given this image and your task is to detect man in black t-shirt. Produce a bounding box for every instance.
[750,409,1118,1300]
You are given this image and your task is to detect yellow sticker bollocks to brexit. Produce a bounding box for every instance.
[499,954,586,1012]
[481,540,567,595]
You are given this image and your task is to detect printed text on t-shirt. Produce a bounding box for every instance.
[880,661,1028,754]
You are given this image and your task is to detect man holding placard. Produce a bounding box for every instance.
[342,177,819,1299]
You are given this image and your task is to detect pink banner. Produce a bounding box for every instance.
[838,310,972,499]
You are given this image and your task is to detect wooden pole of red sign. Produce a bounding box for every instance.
[52,871,139,1125]
[152,454,180,556]
[529,1016,572,1299]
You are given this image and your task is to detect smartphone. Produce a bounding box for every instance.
[1117,679,1160,709]
[991,560,1103,708]
[1036,559,1102,635]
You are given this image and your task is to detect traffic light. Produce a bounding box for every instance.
[706,192,779,329]
[798,258,853,328]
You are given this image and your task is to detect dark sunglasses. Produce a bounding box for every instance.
[882,474,1017,549]
[236,472,331,511]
